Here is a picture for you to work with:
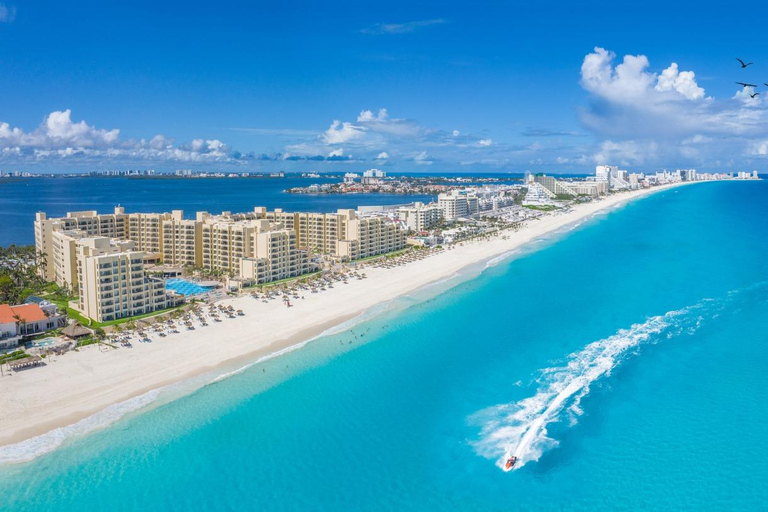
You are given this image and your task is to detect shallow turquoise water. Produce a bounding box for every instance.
[1,181,766,511]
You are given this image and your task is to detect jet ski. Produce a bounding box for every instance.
[504,456,518,471]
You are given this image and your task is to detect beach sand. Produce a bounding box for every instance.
[0,183,687,451]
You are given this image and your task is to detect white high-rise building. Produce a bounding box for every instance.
[437,190,479,220]
[397,202,444,232]
[595,165,630,190]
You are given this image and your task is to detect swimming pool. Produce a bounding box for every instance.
[31,337,57,348]
[165,278,214,296]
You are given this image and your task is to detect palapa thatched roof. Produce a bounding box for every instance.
[62,322,92,338]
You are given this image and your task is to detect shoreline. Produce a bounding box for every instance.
[0,182,691,460]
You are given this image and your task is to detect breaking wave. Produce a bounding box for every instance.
[0,389,161,466]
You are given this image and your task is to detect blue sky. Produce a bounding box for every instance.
[1,0,767,173]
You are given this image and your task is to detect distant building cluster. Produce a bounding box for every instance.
[35,206,406,322]
[518,166,759,206]
[589,165,758,191]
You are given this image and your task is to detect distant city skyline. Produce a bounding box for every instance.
[1,1,767,174]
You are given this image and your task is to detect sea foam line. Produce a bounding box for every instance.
[209,305,391,384]
[471,301,711,471]
[0,389,161,466]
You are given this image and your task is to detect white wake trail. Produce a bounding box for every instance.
[472,304,705,471]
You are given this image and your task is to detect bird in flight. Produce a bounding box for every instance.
[750,93,760,98]
[736,58,754,68]
[736,81,757,88]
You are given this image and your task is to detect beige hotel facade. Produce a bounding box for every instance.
[35,205,405,321]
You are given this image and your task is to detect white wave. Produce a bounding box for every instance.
[472,304,705,472]
[210,306,391,383]
[0,389,161,466]
[484,250,521,269]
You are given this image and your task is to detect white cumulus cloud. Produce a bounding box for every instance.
[0,3,16,23]
[0,110,238,165]
[578,47,768,169]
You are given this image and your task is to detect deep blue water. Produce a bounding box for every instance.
[1,181,766,510]
[0,176,436,246]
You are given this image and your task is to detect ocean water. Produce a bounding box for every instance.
[0,176,437,246]
[1,181,767,511]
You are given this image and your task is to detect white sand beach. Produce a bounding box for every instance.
[0,183,688,451]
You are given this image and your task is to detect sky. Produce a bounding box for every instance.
[1,0,767,174]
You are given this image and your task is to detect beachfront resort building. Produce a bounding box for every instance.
[74,237,183,323]
[337,215,407,260]
[522,173,559,206]
[35,205,407,296]
[397,202,444,232]
[594,165,631,190]
[438,190,479,220]
[239,228,310,284]
[533,175,607,197]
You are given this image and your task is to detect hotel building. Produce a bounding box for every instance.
[533,175,608,197]
[239,228,309,284]
[35,205,406,316]
[74,237,183,323]
[437,190,479,220]
[397,202,444,232]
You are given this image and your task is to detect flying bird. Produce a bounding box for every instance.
[751,93,760,98]
[736,58,754,68]
[736,81,757,88]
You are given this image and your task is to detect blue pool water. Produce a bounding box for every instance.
[165,278,213,296]
[30,338,56,348]
[1,181,767,510]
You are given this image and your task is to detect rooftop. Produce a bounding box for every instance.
[0,304,48,324]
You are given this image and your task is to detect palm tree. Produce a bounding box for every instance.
[12,313,23,335]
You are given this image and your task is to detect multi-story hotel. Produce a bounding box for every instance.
[35,205,406,312]
[437,190,479,220]
[240,227,309,284]
[533,174,608,197]
[35,208,129,281]
[161,215,202,268]
[74,237,183,322]
[337,216,407,260]
[397,202,444,232]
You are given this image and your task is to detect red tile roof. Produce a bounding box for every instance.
[0,304,48,324]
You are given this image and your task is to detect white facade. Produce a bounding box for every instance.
[397,202,444,232]
[438,190,479,220]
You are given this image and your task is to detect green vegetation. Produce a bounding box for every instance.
[523,205,559,212]
[555,193,575,200]
[353,247,413,263]
[243,271,323,291]
[0,349,29,364]
[0,245,47,304]
[76,337,100,348]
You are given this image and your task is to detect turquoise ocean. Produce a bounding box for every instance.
[1,180,767,510]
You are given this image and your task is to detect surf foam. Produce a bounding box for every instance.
[471,301,712,471]
[0,389,161,465]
